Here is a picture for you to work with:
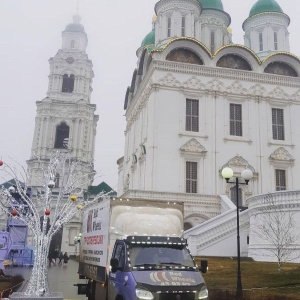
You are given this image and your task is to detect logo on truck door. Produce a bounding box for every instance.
[149,271,196,286]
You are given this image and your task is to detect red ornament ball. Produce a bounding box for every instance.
[0,160,3,166]
[45,209,50,216]
[11,209,18,217]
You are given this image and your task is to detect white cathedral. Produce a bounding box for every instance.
[117,0,300,262]
[8,0,299,262]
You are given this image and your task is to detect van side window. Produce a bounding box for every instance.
[113,243,125,270]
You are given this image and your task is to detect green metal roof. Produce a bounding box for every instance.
[249,0,283,17]
[0,179,23,189]
[141,29,155,47]
[199,0,224,10]
[88,181,116,196]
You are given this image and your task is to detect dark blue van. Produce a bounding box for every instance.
[108,236,208,300]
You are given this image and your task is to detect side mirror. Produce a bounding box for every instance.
[110,258,119,273]
[199,260,208,273]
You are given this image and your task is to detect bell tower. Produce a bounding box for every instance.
[27,15,98,190]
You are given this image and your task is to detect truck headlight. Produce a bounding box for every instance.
[135,288,154,300]
[198,285,208,299]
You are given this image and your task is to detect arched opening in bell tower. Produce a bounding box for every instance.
[54,122,70,149]
[62,74,75,93]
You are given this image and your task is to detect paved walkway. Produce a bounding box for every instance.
[5,259,86,300]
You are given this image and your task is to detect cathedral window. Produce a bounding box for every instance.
[230,104,242,136]
[166,48,203,65]
[71,40,75,48]
[186,99,199,132]
[274,32,278,50]
[210,31,215,53]
[181,16,186,36]
[272,108,284,140]
[167,17,171,37]
[275,169,286,191]
[54,122,70,149]
[186,161,197,193]
[62,74,75,93]
[216,54,252,71]
[259,32,263,51]
[264,62,298,77]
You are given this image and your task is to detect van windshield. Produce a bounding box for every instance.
[129,245,195,268]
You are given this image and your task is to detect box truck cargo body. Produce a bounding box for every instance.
[77,197,208,300]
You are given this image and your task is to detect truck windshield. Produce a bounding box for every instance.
[129,245,195,268]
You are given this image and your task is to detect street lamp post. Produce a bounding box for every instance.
[221,167,253,300]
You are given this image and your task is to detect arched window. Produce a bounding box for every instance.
[259,32,263,51]
[62,74,69,92]
[211,31,215,53]
[166,48,203,65]
[217,54,252,71]
[69,74,75,92]
[54,122,69,149]
[181,16,186,36]
[71,40,75,48]
[167,17,171,37]
[62,74,75,93]
[264,62,298,77]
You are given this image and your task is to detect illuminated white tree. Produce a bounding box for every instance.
[0,152,110,296]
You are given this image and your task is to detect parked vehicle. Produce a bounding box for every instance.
[76,197,208,300]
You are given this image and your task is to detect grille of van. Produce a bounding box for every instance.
[157,292,196,300]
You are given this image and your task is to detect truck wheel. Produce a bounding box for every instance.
[116,296,124,300]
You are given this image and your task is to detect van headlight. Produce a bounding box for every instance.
[198,285,208,299]
[135,288,154,300]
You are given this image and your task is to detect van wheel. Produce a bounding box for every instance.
[116,296,124,300]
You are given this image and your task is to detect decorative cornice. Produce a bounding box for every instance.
[180,138,207,156]
[269,147,295,163]
[222,155,255,175]
[125,82,154,133]
[154,60,300,88]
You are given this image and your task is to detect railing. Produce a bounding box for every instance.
[248,190,300,211]
[185,196,250,252]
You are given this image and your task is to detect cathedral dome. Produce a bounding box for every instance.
[141,29,155,47]
[249,0,283,17]
[65,23,85,33]
[64,15,85,33]
[199,0,224,10]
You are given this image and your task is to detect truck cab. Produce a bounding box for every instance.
[108,236,208,300]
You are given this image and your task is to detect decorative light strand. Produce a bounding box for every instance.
[0,151,111,296]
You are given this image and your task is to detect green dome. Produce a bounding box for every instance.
[249,0,283,17]
[199,0,224,10]
[141,29,155,47]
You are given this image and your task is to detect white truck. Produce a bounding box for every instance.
[76,197,208,300]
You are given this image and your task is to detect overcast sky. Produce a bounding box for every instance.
[0,0,299,191]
